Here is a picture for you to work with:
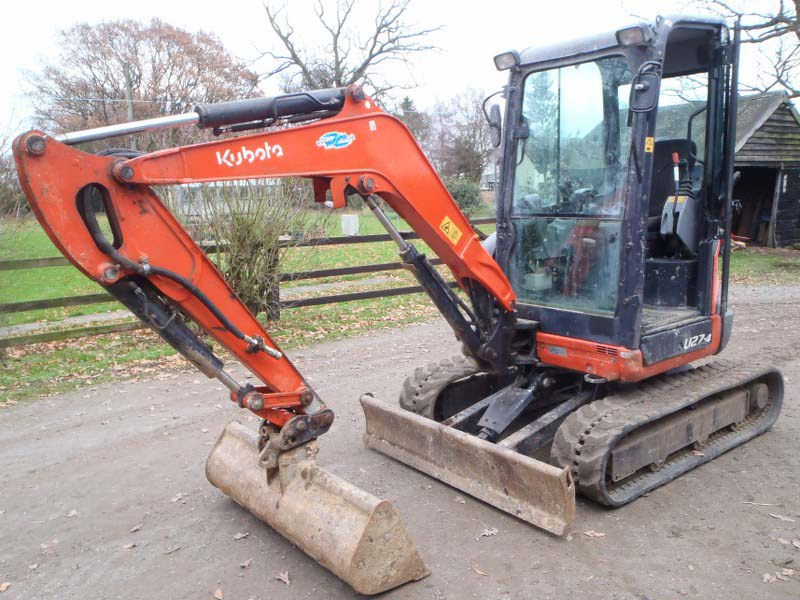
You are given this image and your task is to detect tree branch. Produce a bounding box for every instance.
[260,0,440,93]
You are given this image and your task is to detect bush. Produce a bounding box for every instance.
[0,146,28,217]
[164,179,326,319]
[444,177,481,215]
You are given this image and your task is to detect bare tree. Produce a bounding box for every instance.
[261,0,440,95]
[692,0,799,97]
[427,89,491,182]
[27,19,260,150]
[396,96,431,142]
[0,119,25,216]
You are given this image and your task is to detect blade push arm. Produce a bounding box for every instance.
[13,85,516,445]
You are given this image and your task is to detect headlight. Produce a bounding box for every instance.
[615,26,652,47]
[493,51,520,71]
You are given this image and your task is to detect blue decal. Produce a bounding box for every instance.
[316,131,356,149]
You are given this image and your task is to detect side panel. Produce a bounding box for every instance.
[535,315,721,383]
[640,318,713,364]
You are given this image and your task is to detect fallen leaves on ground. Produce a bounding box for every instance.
[130,524,142,533]
[0,582,9,593]
[764,568,796,584]
[472,566,488,576]
[40,539,59,551]
[773,536,792,545]
[583,530,606,538]
[274,571,290,585]
[477,527,498,540]
[769,513,795,522]
[233,532,249,541]
[214,589,224,599]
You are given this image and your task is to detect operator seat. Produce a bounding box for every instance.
[649,138,697,220]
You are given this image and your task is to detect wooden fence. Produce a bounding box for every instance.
[0,218,493,348]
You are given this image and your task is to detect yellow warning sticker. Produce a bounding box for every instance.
[644,136,655,153]
[440,216,463,245]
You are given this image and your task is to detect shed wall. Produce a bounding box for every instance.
[773,169,800,247]
[737,105,800,167]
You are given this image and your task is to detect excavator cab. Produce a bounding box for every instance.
[494,15,736,365]
[365,14,778,529]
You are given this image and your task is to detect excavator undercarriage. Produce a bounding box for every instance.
[13,14,787,596]
[364,355,783,524]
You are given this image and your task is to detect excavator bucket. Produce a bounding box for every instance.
[360,395,576,535]
[205,421,429,595]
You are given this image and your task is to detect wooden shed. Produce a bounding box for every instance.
[655,91,800,246]
[732,92,800,247]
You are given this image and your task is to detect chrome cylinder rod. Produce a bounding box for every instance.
[364,196,409,251]
[55,112,200,146]
[216,369,243,394]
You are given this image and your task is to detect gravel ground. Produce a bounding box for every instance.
[1,284,799,599]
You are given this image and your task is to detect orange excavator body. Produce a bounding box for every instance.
[12,15,784,594]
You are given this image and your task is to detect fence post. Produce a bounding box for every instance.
[266,252,281,321]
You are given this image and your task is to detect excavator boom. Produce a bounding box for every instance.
[14,86,515,427]
[13,85,573,594]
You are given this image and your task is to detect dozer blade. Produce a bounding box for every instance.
[360,394,576,535]
[206,421,430,595]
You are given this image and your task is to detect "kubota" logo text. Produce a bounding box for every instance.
[216,142,284,168]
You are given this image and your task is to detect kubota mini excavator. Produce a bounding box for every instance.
[13,14,784,595]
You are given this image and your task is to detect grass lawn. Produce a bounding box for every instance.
[0,291,442,402]
[0,209,488,327]
[3,208,798,404]
[0,207,482,401]
[726,247,800,284]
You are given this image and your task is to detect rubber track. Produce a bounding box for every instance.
[399,354,481,419]
[550,358,784,507]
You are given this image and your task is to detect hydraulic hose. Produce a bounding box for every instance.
[78,186,267,352]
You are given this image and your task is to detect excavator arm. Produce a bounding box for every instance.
[13,85,516,448]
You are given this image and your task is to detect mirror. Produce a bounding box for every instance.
[629,72,660,113]
[488,103,502,148]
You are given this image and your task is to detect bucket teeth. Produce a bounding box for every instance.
[206,421,429,595]
[361,394,576,536]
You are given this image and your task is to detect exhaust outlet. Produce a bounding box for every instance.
[206,421,429,595]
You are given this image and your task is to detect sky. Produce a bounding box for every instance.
[0,0,770,135]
